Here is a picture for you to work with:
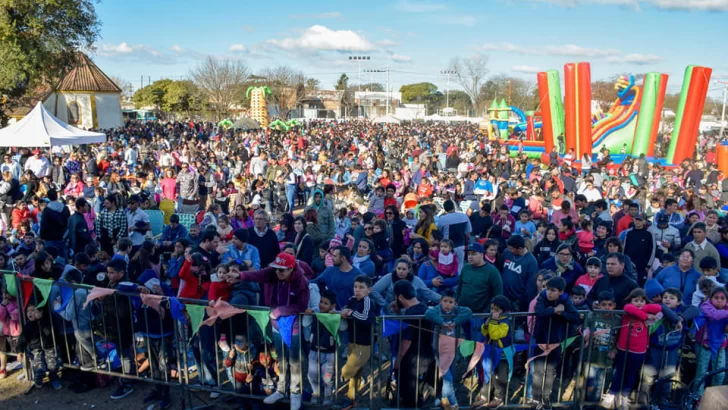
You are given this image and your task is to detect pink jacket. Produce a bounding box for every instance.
[0,300,21,337]
[64,181,85,197]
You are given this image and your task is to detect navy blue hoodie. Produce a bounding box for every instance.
[533,290,581,344]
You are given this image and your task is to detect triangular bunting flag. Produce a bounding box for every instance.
[3,273,16,297]
[32,278,54,308]
[247,309,271,334]
[314,313,342,344]
[459,339,475,357]
[277,315,296,347]
[186,305,206,339]
[83,287,117,309]
[438,334,459,376]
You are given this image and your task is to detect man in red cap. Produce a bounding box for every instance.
[24,149,50,178]
[225,252,309,410]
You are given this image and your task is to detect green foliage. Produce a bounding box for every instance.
[400,82,439,103]
[335,74,349,91]
[132,79,205,117]
[0,0,101,124]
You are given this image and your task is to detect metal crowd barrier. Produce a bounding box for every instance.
[1,273,695,410]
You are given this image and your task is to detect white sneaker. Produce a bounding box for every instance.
[290,393,302,410]
[600,393,615,409]
[264,391,285,405]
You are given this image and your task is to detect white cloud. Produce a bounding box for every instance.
[391,54,413,62]
[483,42,619,57]
[266,25,374,52]
[289,11,342,19]
[98,42,134,55]
[512,65,543,73]
[242,25,255,33]
[170,45,184,53]
[607,53,663,64]
[229,44,247,52]
[396,0,448,12]
[530,0,728,11]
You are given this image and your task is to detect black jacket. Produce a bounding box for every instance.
[345,295,378,346]
[18,317,54,352]
[67,213,92,254]
[39,202,70,241]
[587,273,638,309]
[533,291,581,344]
[623,227,656,272]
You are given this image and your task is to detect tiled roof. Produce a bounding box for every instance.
[55,53,122,93]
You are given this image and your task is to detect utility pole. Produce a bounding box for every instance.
[386,64,390,116]
[349,56,370,116]
[719,81,728,140]
[140,75,143,90]
[364,67,387,116]
[440,70,457,109]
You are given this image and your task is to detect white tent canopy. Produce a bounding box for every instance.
[0,102,106,147]
[371,114,401,124]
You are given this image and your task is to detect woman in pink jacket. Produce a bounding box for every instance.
[0,292,21,379]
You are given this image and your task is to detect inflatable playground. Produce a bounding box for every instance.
[488,63,713,166]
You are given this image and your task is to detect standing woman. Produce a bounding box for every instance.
[285,164,297,214]
[160,168,177,202]
[292,216,314,266]
[385,205,407,259]
[108,172,128,208]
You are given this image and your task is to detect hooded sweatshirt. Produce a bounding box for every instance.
[240,264,309,320]
[501,249,539,310]
[39,201,70,241]
[306,189,335,241]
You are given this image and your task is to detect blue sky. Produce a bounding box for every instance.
[92,0,728,100]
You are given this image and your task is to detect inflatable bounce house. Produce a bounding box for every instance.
[496,63,713,166]
[247,86,271,128]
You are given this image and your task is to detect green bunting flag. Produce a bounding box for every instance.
[459,340,475,357]
[247,310,271,341]
[3,274,16,297]
[186,305,206,339]
[649,319,664,335]
[315,313,342,344]
[33,278,54,308]
[561,335,579,351]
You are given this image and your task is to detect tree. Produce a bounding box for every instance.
[0,0,101,125]
[257,65,306,119]
[335,74,349,91]
[132,79,172,112]
[400,82,438,103]
[109,75,133,99]
[132,79,205,118]
[190,56,249,119]
[335,74,356,117]
[359,82,385,92]
[448,54,490,116]
[478,75,539,112]
[305,78,320,92]
[591,79,616,112]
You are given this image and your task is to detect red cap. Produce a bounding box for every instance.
[269,252,296,270]
[32,149,41,155]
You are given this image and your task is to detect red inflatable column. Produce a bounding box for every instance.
[564,63,577,153]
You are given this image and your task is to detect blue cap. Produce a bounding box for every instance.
[467,243,485,253]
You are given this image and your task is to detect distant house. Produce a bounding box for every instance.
[293,90,344,119]
[8,53,123,130]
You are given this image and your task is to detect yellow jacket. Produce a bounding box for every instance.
[481,318,510,348]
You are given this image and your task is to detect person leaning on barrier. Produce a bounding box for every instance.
[224,252,309,410]
[587,252,638,310]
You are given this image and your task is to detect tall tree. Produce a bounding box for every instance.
[258,65,306,119]
[335,74,355,117]
[479,75,539,111]
[109,75,133,99]
[132,79,173,114]
[165,80,205,117]
[448,54,490,116]
[359,82,385,92]
[305,78,320,92]
[190,57,249,119]
[0,0,101,125]
[335,74,349,91]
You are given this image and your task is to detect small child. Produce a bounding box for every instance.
[570,286,589,311]
[252,348,279,397]
[224,335,255,401]
[17,300,60,392]
[0,291,20,379]
[693,277,717,307]
[425,289,473,410]
[476,295,513,409]
[431,238,459,278]
[574,257,603,296]
[324,234,355,267]
[217,215,233,244]
[532,277,581,408]
[113,238,132,263]
[305,290,339,405]
[527,270,554,335]
[576,219,595,256]
[601,288,662,409]
[693,287,728,396]
[208,263,233,352]
[583,291,620,403]
[515,210,536,240]
[340,275,378,409]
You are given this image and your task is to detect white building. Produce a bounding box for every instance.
[41,53,124,130]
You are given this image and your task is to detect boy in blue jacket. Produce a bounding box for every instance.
[642,287,699,404]
[425,289,472,410]
[532,276,581,409]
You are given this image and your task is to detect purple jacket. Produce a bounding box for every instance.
[240,263,309,320]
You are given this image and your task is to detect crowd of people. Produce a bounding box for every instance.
[0,118,727,410]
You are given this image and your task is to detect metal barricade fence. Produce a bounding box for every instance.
[0,273,695,410]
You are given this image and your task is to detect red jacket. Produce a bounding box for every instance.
[208,281,232,302]
[178,260,210,300]
[617,303,662,353]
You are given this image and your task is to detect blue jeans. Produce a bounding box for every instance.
[191,324,217,386]
[286,184,296,213]
[441,368,458,405]
[643,347,678,399]
[609,350,645,396]
[273,326,302,395]
[586,365,607,402]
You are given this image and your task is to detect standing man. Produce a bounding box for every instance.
[1,153,21,182]
[126,194,151,252]
[623,213,656,284]
[24,149,50,178]
[587,253,638,309]
[247,209,280,268]
[312,247,364,308]
[456,242,503,342]
[67,197,93,256]
[95,195,128,255]
[176,161,198,213]
[227,252,309,410]
[40,189,70,259]
[437,199,472,273]
[684,222,720,270]
[501,235,539,311]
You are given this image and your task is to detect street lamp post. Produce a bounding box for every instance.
[349,56,370,116]
[440,70,457,109]
[364,68,387,116]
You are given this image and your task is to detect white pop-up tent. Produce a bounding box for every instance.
[0,102,106,147]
